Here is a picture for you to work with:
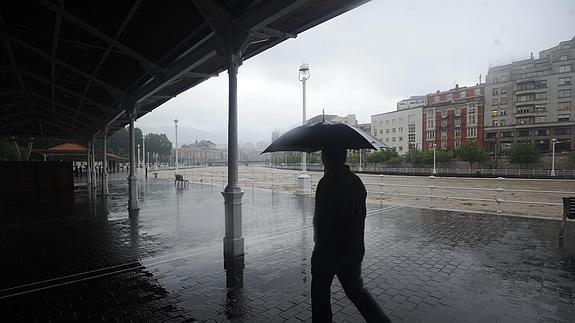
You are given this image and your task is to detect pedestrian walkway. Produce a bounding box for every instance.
[1,175,574,322]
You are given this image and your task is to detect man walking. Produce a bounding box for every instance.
[312,146,391,323]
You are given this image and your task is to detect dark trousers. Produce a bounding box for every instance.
[311,251,391,323]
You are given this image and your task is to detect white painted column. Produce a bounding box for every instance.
[102,129,109,196]
[222,53,244,259]
[91,139,97,190]
[87,140,92,186]
[128,110,139,215]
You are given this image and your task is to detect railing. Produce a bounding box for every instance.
[161,167,574,218]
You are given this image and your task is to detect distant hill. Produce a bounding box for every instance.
[139,126,226,146]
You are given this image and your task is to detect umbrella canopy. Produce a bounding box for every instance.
[262,121,388,154]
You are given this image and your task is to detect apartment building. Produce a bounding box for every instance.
[371,107,422,155]
[422,84,485,151]
[397,96,427,111]
[484,36,575,153]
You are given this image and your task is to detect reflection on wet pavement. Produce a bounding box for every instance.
[1,173,574,322]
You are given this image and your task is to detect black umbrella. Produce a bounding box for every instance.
[261,120,388,153]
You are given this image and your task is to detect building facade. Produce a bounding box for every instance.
[306,113,358,126]
[173,140,223,165]
[371,107,422,155]
[397,95,427,111]
[422,84,485,151]
[484,36,575,153]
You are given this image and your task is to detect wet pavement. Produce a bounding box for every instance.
[1,173,575,322]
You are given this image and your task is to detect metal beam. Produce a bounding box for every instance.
[51,0,63,114]
[74,0,143,131]
[28,92,102,124]
[0,66,113,113]
[36,0,162,75]
[236,0,313,34]
[5,33,127,98]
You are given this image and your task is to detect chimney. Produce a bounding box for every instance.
[530,52,533,59]
[455,84,459,89]
[436,90,440,93]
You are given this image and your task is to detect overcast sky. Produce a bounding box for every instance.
[137,0,575,145]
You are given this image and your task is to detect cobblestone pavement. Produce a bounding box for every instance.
[163,166,575,219]
[1,174,575,322]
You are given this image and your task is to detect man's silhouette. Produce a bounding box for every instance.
[312,147,391,323]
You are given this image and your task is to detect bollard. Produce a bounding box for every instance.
[496,177,503,214]
[379,174,384,206]
[429,175,435,208]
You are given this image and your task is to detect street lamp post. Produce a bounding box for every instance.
[296,63,311,195]
[137,144,141,170]
[551,138,557,177]
[432,143,437,175]
[174,118,179,172]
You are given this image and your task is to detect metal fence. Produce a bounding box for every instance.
[169,167,574,218]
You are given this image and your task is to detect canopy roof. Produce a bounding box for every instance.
[0,0,368,140]
[33,142,125,160]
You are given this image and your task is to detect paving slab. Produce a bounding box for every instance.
[1,173,574,322]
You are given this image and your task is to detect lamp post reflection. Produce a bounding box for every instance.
[224,255,245,319]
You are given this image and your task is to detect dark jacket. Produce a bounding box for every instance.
[313,165,366,256]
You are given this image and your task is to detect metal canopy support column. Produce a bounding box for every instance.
[222,52,244,258]
[127,108,139,215]
[102,128,109,196]
[87,140,92,186]
[91,138,97,190]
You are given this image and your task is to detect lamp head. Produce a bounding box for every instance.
[174,118,178,124]
[299,63,310,81]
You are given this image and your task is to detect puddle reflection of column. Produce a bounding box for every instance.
[129,212,140,253]
[296,195,313,286]
[224,255,245,319]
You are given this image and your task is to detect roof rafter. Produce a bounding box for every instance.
[36,0,162,75]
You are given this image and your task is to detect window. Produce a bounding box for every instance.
[441,140,447,150]
[427,109,435,119]
[560,55,568,61]
[392,137,396,142]
[500,97,507,105]
[399,136,403,142]
[474,88,481,96]
[491,109,498,117]
[441,130,447,139]
[467,127,477,138]
[517,82,534,91]
[492,120,498,127]
[441,109,447,118]
[536,129,548,136]
[392,128,396,133]
[408,124,415,133]
[517,130,530,137]
[379,129,383,134]
[559,77,572,86]
[500,87,507,95]
[447,93,452,100]
[534,104,546,112]
[555,128,571,135]
[558,102,571,111]
[535,80,547,89]
[534,116,547,123]
[500,120,506,126]
[502,131,513,138]
[492,88,499,95]
[460,91,466,99]
[500,109,507,116]
[434,96,439,103]
[468,115,476,124]
[517,106,531,114]
[386,129,389,134]
[535,92,547,100]
[455,129,461,137]
[398,146,403,151]
[455,139,461,149]
[408,114,416,124]
[558,89,571,98]
[441,119,447,127]
[468,105,476,114]
[517,117,533,125]
[558,114,571,122]
[455,107,461,115]
[427,119,434,128]
[492,99,498,105]
[408,134,415,142]
[455,118,461,127]
[559,65,572,73]
[500,76,507,82]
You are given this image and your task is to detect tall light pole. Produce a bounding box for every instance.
[142,134,146,170]
[551,138,557,177]
[296,63,311,195]
[174,118,179,172]
[432,143,437,175]
[137,144,141,169]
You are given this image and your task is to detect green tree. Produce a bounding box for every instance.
[0,141,19,161]
[509,143,539,169]
[145,133,173,159]
[107,126,144,157]
[367,148,398,163]
[405,149,423,164]
[456,142,488,169]
[420,149,452,164]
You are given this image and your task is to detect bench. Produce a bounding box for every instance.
[559,197,575,239]
[174,173,189,187]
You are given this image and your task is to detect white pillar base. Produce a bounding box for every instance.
[222,190,244,258]
[128,174,139,214]
[296,173,311,195]
[102,172,109,196]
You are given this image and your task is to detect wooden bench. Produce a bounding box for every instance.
[559,197,575,239]
[174,173,189,187]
